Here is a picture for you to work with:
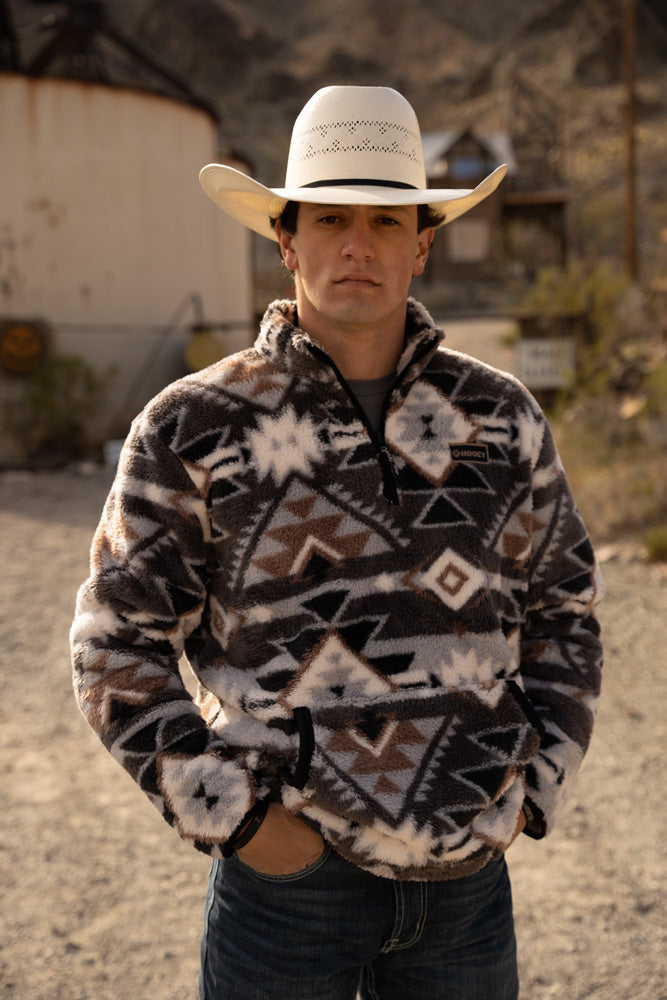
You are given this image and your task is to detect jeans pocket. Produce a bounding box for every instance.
[231,841,332,883]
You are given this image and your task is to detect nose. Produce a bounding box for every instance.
[341,216,375,261]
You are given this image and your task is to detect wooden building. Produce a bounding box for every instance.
[422,129,516,285]
[422,78,569,292]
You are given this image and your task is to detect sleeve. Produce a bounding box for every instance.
[519,411,604,838]
[70,411,256,858]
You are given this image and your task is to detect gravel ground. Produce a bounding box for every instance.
[1,467,665,1000]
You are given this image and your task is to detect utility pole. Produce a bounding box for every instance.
[624,0,638,281]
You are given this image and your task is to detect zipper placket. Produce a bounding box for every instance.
[306,338,438,507]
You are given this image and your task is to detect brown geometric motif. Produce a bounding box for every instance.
[81,661,172,734]
[325,718,428,781]
[410,548,487,612]
[221,355,292,410]
[498,511,549,568]
[308,685,540,829]
[248,480,389,585]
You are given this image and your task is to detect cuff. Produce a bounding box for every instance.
[522,797,546,839]
[221,799,269,857]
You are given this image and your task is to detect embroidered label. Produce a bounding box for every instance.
[450,443,489,463]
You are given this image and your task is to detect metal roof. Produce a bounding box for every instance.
[422,129,518,177]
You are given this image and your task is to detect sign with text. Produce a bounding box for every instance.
[516,337,575,390]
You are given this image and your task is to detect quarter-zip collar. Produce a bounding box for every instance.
[254,297,445,388]
[254,297,444,505]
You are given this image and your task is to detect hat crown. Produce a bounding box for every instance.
[284,86,427,191]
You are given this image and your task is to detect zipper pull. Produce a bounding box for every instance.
[378,447,400,505]
[303,340,401,506]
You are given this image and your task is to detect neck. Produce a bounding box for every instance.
[323,332,403,379]
[295,299,407,380]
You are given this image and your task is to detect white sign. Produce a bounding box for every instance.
[516,337,575,390]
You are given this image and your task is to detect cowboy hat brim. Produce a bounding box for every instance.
[199,163,508,242]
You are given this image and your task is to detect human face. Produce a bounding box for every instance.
[277,203,434,351]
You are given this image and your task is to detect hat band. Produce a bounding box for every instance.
[301,178,418,190]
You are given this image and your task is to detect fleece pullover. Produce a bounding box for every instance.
[71,298,603,880]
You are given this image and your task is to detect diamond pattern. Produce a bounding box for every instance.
[72,298,603,878]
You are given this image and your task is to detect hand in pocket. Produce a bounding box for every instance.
[235,802,325,876]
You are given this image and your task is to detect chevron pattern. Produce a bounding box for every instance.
[72,298,603,877]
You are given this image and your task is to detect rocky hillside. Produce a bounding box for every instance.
[6,0,667,283]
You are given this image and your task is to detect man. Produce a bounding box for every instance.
[71,86,603,1000]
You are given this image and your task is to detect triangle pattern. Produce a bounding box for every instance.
[303,590,349,623]
[446,463,492,492]
[247,479,390,585]
[420,494,471,527]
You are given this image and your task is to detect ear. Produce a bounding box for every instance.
[276,223,298,271]
[413,228,434,277]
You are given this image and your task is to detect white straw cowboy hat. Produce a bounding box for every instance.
[199,85,507,242]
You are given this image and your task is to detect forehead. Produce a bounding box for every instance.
[298,202,417,220]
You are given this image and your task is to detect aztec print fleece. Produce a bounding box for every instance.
[71,298,603,881]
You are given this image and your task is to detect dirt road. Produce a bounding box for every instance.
[1,468,665,1000]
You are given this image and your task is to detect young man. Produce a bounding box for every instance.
[72,86,603,1000]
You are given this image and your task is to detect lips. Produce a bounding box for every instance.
[335,274,380,286]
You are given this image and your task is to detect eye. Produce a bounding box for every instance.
[317,213,342,225]
[376,214,402,227]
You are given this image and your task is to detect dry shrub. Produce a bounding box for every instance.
[524,261,667,546]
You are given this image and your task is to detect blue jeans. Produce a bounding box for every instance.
[199,845,519,1000]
